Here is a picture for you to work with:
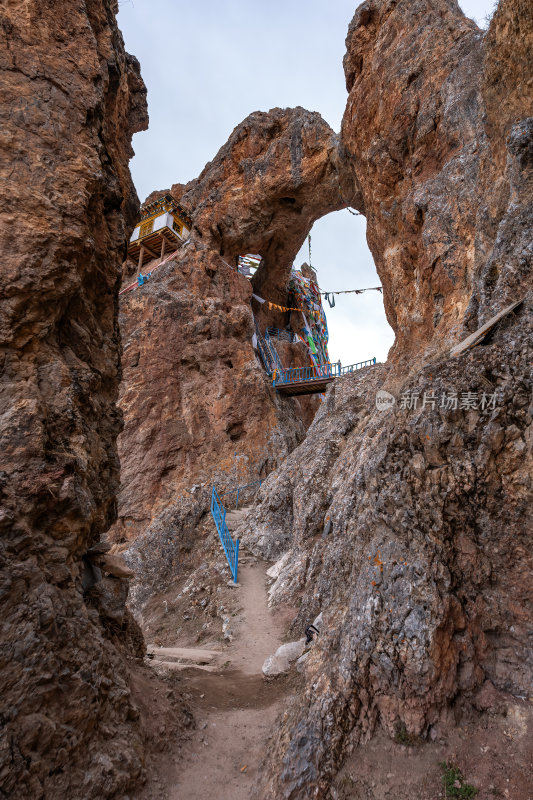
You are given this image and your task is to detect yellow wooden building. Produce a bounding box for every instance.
[127,193,192,269]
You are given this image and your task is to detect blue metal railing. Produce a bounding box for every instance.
[337,358,377,375]
[256,324,284,377]
[221,479,263,509]
[273,357,376,387]
[256,335,273,375]
[211,486,239,582]
[265,327,300,343]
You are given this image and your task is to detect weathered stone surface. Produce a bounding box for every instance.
[180,107,352,303]
[87,575,130,625]
[340,0,531,367]
[14,0,523,795]
[0,1,148,796]
[115,108,345,541]
[236,1,532,797]
[114,249,307,540]
[250,319,531,798]
[97,552,135,579]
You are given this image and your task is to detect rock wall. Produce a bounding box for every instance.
[115,108,345,541]
[233,0,532,797]
[0,1,149,796]
[115,245,308,540]
[340,0,531,365]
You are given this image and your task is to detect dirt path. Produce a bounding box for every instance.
[138,557,290,800]
[227,561,284,675]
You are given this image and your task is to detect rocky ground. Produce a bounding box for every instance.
[333,708,532,800]
[128,496,532,800]
[130,547,298,800]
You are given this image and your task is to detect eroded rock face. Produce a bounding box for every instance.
[0,1,148,796]
[115,244,312,540]
[115,108,345,540]
[340,0,531,365]
[180,107,352,302]
[234,1,532,796]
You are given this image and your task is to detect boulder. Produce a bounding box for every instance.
[262,639,306,677]
[98,554,135,579]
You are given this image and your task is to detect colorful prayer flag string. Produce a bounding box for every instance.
[267,301,302,312]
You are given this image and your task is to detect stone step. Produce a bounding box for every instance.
[225,506,251,531]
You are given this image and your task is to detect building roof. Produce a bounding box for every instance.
[139,193,193,227]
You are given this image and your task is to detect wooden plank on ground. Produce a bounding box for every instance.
[150,661,219,673]
[450,299,525,357]
[147,646,220,664]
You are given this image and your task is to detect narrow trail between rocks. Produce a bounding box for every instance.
[139,557,291,800]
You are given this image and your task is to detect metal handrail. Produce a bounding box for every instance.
[265,327,300,343]
[211,486,239,582]
[273,357,376,386]
[337,358,377,375]
[221,479,263,509]
[255,324,284,376]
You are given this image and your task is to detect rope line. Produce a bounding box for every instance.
[320,286,382,296]
[337,184,363,216]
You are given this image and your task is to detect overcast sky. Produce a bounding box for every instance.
[118,0,497,366]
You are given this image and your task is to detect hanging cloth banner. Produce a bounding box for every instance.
[307,335,318,355]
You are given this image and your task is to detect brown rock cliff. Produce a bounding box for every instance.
[232,0,532,796]
[115,108,345,541]
[0,1,149,796]
[340,0,531,364]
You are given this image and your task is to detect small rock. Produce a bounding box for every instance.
[98,553,135,578]
[222,616,233,641]
[227,580,241,588]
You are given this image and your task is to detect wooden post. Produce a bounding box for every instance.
[160,237,165,262]
[138,246,144,272]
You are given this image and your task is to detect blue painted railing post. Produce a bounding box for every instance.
[234,539,240,583]
[236,488,240,509]
[210,484,240,582]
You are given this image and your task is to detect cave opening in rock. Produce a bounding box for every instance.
[292,210,395,367]
[249,208,395,370]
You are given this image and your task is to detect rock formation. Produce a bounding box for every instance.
[115,108,346,541]
[3,0,530,795]
[340,0,531,364]
[115,3,531,795]
[0,1,149,796]
[234,1,532,796]
[178,107,353,302]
